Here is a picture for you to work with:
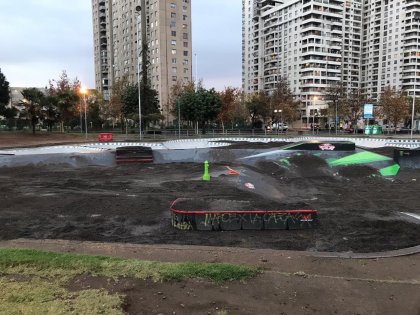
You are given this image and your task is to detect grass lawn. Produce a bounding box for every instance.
[0,248,261,314]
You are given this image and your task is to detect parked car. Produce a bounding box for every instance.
[273,122,289,131]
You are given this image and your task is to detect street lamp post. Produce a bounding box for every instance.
[80,87,88,140]
[177,99,181,139]
[311,97,318,135]
[135,5,142,141]
[335,102,338,136]
[312,109,315,135]
[79,104,82,134]
[274,109,283,134]
[411,67,417,139]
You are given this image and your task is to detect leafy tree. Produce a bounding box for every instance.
[0,68,16,119]
[19,88,45,134]
[218,87,239,133]
[41,95,59,132]
[379,86,409,132]
[245,91,271,127]
[0,68,10,109]
[121,82,162,129]
[87,90,105,129]
[177,86,222,133]
[231,91,249,128]
[107,76,129,130]
[47,71,81,132]
[271,78,300,123]
[167,81,195,125]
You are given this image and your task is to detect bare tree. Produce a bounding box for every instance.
[271,78,300,123]
[107,75,129,130]
[379,86,409,133]
[218,87,240,134]
[325,82,348,128]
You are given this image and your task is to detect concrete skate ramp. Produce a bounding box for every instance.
[153,148,277,164]
[116,146,153,164]
[394,148,420,169]
[0,151,115,168]
[170,198,318,231]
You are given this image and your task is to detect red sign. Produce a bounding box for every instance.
[300,214,313,222]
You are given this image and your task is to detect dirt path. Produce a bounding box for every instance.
[0,133,89,148]
[2,239,419,315]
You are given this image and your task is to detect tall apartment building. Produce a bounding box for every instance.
[243,0,420,124]
[92,0,192,123]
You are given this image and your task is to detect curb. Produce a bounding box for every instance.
[1,239,419,260]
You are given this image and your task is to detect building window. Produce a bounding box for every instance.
[170,3,176,8]
[183,51,188,56]
[172,76,177,81]
[183,42,188,48]
[172,49,177,55]
[171,40,177,46]
[171,31,176,36]
[172,58,177,64]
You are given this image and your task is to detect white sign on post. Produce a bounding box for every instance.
[364,104,374,119]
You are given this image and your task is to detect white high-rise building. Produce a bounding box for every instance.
[243,0,420,125]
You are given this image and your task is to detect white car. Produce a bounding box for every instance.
[272,123,288,131]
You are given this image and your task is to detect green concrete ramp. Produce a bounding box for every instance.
[329,151,391,167]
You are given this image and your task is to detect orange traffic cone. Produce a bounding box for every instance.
[227,167,240,176]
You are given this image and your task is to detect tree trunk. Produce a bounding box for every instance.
[32,118,36,135]
[201,121,206,134]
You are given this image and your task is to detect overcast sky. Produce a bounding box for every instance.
[0,0,242,91]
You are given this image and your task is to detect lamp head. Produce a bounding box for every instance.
[135,5,141,12]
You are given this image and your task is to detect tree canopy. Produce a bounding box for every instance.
[121,82,162,128]
[0,68,16,119]
[19,88,45,134]
[271,78,300,123]
[379,86,409,130]
[175,84,222,133]
[47,71,81,131]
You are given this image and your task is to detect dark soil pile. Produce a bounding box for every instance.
[338,165,380,178]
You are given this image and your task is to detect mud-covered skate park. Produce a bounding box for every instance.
[1,134,420,314]
[1,136,420,253]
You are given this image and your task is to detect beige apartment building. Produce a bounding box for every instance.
[92,0,192,124]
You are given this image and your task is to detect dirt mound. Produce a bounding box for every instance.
[288,154,331,177]
[254,160,287,177]
[338,165,380,178]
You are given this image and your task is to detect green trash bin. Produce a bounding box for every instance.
[364,125,373,135]
[372,125,380,135]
